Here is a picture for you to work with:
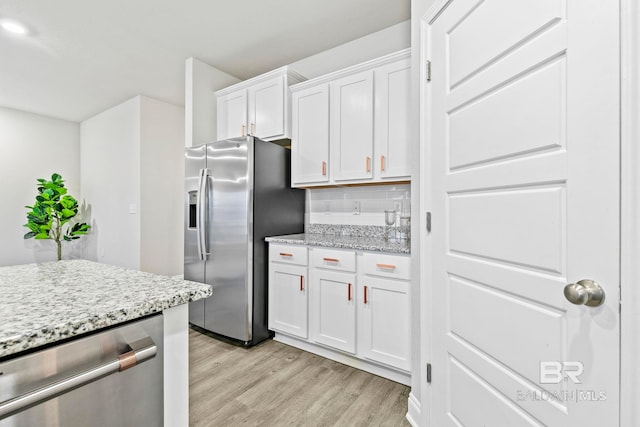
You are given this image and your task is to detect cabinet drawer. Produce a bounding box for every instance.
[362,253,411,280]
[310,248,356,272]
[269,244,308,266]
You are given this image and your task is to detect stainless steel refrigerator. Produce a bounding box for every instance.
[184,136,305,346]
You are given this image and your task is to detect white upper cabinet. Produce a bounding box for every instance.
[247,76,285,140]
[216,66,305,142]
[374,57,411,180]
[330,70,374,182]
[290,49,411,187]
[217,90,247,139]
[291,85,330,186]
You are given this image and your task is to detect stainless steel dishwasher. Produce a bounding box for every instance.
[0,314,163,426]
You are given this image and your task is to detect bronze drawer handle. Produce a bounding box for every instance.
[376,263,396,270]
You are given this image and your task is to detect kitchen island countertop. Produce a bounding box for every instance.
[0,259,211,359]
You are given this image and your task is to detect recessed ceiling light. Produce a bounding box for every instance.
[1,20,28,35]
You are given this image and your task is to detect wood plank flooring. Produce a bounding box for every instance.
[189,328,411,426]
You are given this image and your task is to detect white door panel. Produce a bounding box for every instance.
[330,71,374,182]
[248,76,285,139]
[291,85,330,186]
[374,59,412,179]
[424,0,620,426]
[449,186,565,273]
[310,269,356,354]
[217,90,247,140]
[446,0,564,89]
[359,277,411,371]
[269,263,308,339]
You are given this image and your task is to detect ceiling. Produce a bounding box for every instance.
[0,0,410,123]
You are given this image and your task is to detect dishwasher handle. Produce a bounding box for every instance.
[0,337,157,420]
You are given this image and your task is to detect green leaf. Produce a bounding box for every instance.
[23,231,36,239]
[34,233,50,239]
[51,173,61,182]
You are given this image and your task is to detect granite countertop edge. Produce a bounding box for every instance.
[265,234,411,254]
[0,260,212,359]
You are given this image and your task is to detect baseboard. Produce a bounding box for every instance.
[274,333,411,386]
[406,392,421,426]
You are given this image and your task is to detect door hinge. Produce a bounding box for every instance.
[425,60,432,82]
[426,212,432,232]
[426,363,432,383]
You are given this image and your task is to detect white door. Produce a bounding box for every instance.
[423,0,620,426]
[268,263,308,339]
[330,70,374,182]
[248,76,285,140]
[217,90,247,140]
[310,269,357,353]
[291,85,330,186]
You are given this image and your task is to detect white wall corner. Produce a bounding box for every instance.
[407,392,421,427]
[184,57,240,148]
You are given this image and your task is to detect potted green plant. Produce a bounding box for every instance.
[23,173,90,261]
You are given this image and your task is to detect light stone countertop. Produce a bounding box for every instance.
[265,233,411,254]
[0,259,211,359]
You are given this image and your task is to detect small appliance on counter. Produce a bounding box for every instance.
[184,136,305,346]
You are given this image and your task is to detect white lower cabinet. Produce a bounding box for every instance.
[268,243,411,385]
[268,245,309,339]
[310,269,356,353]
[358,276,411,371]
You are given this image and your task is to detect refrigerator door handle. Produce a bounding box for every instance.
[197,168,209,261]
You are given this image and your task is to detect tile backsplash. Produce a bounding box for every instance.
[307,184,411,226]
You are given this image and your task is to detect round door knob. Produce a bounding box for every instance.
[564,279,605,307]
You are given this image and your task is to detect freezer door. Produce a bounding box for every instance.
[204,137,252,342]
[184,144,206,327]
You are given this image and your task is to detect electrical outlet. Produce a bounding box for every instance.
[353,200,361,215]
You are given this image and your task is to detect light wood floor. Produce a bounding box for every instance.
[189,329,411,427]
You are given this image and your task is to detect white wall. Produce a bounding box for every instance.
[80,97,141,270]
[0,107,80,266]
[140,96,185,276]
[81,95,185,275]
[290,20,410,78]
[185,57,240,148]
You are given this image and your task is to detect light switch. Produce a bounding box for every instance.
[129,204,137,214]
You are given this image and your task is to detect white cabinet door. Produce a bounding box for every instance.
[248,76,285,140]
[359,276,410,371]
[268,263,308,339]
[374,58,411,180]
[217,90,247,140]
[310,269,356,353]
[330,70,374,182]
[291,85,330,186]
